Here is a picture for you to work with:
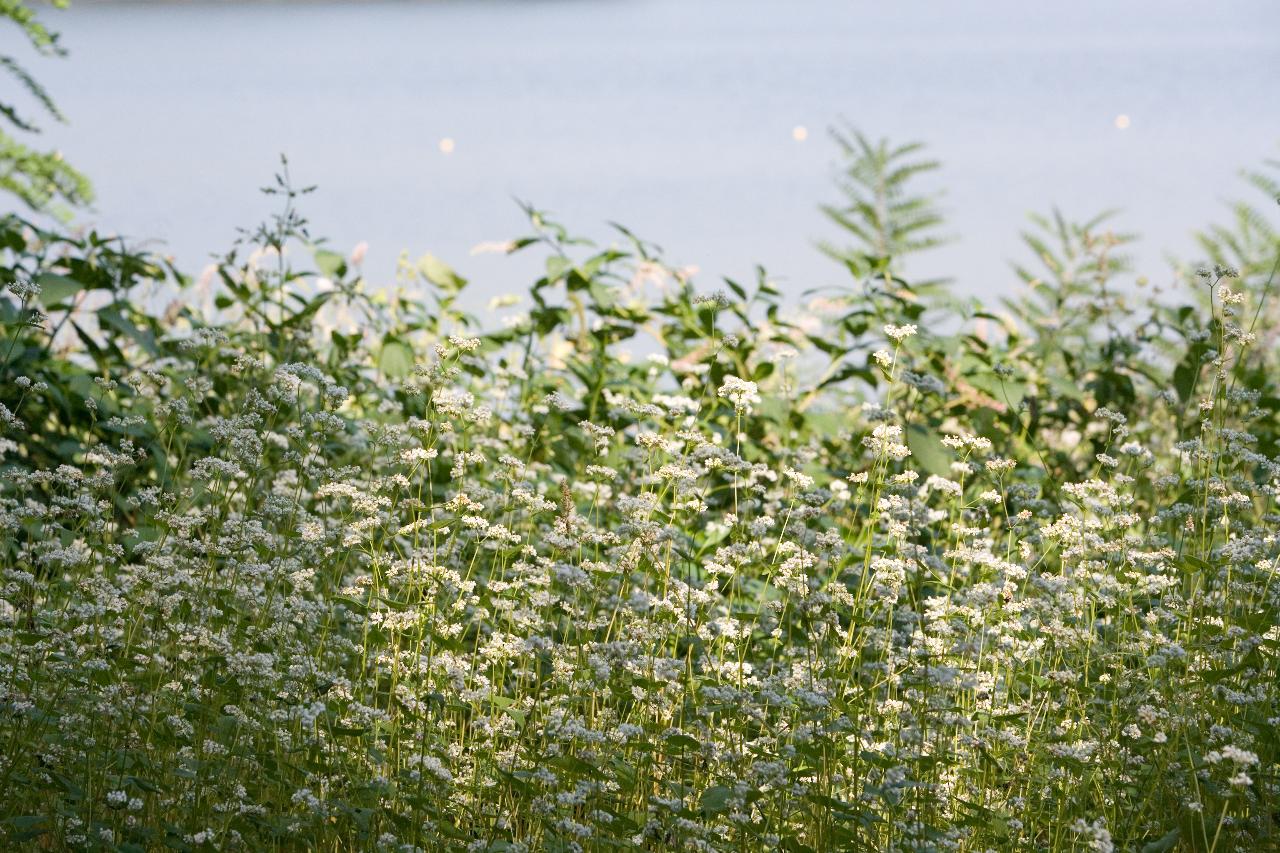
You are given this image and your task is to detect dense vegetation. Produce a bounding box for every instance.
[0,133,1278,851]
[5,7,1280,852]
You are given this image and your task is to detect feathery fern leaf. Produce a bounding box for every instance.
[819,127,949,285]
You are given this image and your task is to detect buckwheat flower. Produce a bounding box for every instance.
[1217,745,1259,766]
[316,482,362,501]
[925,475,961,497]
[657,463,698,483]
[432,388,474,417]
[448,335,482,352]
[106,789,128,808]
[401,447,438,465]
[872,349,893,368]
[578,420,616,454]
[6,277,40,299]
[870,557,906,605]
[694,290,731,309]
[291,788,324,814]
[883,323,917,342]
[652,393,700,414]
[634,431,669,453]
[784,468,815,490]
[1069,818,1113,853]
[863,424,911,460]
[942,431,991,453]
[703,560,735,578]
[717,376,760,413]
[544,391,579,411]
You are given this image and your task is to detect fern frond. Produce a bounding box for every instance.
[819,124,950,277]
[1189,146,1280,287]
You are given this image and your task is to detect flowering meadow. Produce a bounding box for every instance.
[2,149,1280,852]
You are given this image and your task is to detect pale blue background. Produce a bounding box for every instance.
[34,0,1280,302]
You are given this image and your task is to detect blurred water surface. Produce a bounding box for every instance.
[35,0,1280,302]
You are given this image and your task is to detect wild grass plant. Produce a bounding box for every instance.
[1,145,1280,852]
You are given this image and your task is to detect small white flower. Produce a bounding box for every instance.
[717,376,761,413]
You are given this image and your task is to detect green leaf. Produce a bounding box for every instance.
[379,336,414,379]
[545,256,572,283]
[314,248,347,279]
[664,733,701,752]
[36,272,82,306]
[97,305,159,355]
[906,424,950,477]
[6,814,50,842]
[334,596,370,614]
[1173,352,1200,405]
[420,254,467,292]
[1140,828,1180,853]
[700,785,733,816]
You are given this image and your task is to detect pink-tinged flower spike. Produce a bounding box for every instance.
[349,240,368,267]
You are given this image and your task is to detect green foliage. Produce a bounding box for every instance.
[0,0,92,215]
[1,149,1280,851]
[1193,147,1280,284]
[0,213,171,491]
[819,126,949,287]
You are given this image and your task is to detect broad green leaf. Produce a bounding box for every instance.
[906,424,950,477]
[1140,828,1180,853]
[420,254,467,292]
[700,785,733,815]
[379,337,414,378]
[314,248,347,279]
[36,272,82,306]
